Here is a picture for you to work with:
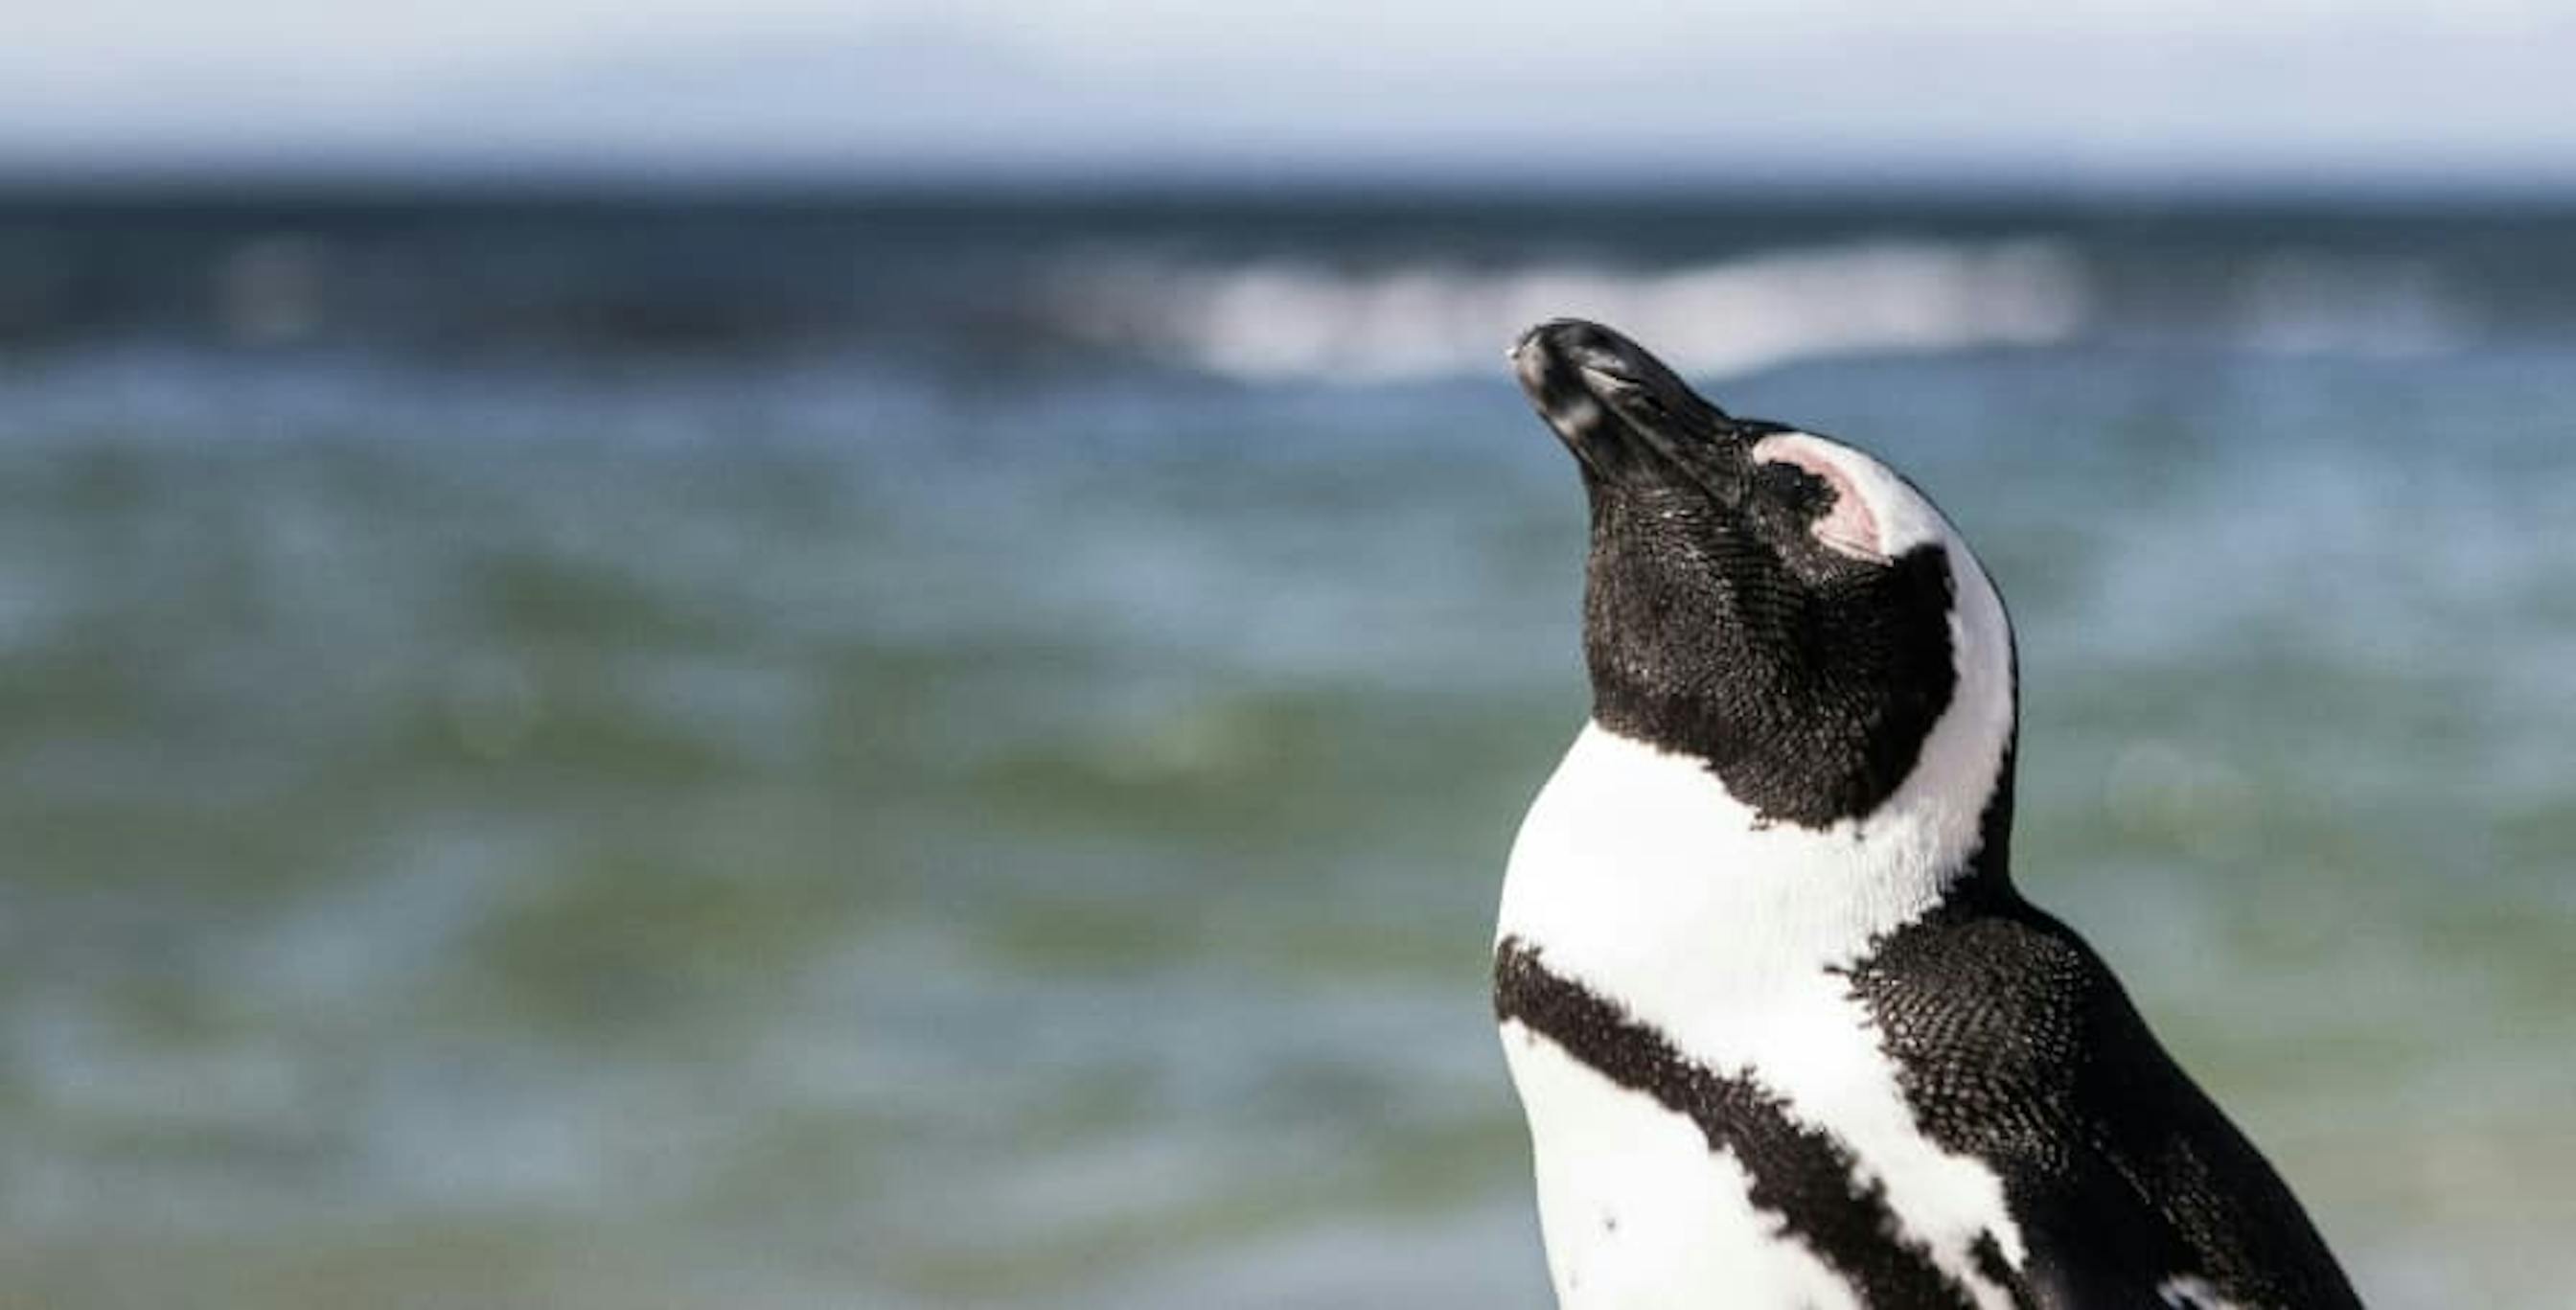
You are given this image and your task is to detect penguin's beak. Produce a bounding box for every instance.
[1509,319,1744,485]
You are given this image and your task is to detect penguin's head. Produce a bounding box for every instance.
[1511,318,2014,833]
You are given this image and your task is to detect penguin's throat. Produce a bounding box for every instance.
[1505,721,2008,954]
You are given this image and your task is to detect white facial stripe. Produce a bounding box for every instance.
[1754,431,1951,559]
[1751,427,2017,816]
[1755,438,1887,562]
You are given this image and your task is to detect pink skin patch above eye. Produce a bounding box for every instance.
[1753,437,1886,563]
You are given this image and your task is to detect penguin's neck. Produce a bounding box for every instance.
[1498,717,2015,981]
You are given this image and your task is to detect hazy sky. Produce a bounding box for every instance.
[10,1,2574,186]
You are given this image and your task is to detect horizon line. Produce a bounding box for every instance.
[10,160,2576,213]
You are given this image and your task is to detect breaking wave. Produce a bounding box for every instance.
[1059,240,2092,382]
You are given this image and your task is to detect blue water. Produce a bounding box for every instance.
[0,191,2571,1307]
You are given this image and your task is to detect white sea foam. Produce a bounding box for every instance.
[1061,240,2091,382]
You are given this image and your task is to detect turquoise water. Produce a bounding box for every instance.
[0,195,2572,1307]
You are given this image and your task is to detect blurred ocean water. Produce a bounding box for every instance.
[0,191,2571,1308]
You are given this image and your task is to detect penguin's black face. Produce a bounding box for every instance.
[1512,318,1999,830]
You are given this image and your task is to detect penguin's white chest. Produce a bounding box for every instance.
[1501,1000,1869,1309]
[1495,724,2024,1310]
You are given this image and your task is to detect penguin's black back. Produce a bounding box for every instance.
[1846,869,2365,1309]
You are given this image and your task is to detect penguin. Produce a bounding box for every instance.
[1492,318,2361,1310]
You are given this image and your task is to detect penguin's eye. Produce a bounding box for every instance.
[1753,441,1887,563]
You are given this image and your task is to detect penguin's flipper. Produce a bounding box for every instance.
[1849,886,2366,1310]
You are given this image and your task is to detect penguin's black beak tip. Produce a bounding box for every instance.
[1513,319,1638,440]
[1509,318,1646,395]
